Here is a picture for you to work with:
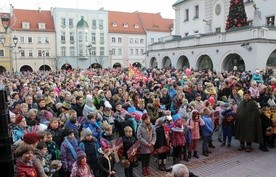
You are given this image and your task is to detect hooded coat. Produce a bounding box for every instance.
[235,99,263,143]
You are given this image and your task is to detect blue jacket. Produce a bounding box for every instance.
[201,115,213,136]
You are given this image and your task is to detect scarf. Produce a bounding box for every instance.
[65,137,78,160]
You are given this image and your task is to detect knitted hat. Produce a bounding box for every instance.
[77,150,86,161]
[157,117,166,127]
[244,90,251,95]
[80,128,92,141]
[172,114,181,122]
[40,110,53,120]
[55,102,63,110]
[100,138,112,149]
[15,115,25,124]
[195,93,201,97]
[23,132,40,145]
[141,113,149,120]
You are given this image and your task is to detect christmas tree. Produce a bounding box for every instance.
[226,0,248,30]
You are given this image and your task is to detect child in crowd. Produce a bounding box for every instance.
[79,128,100,177]
[81,113,102,142]
[154,117,170,171]
[12,115,29,146]
[221,103,236,148]
[122,126,137,177]
[46,131,60,160]
[47,117,64,148]
[98,139,116,177]
[188,110,205,159]
[102,121,116,142]
[64,116,80,140]
[60,129,79,177]
[201,108,214,157]
[70,150,94,177]
[171,114,186,164]
[37,131,47,143]
[102,107,115,128]
[35,142,52,176]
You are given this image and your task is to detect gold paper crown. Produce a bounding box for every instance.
[138,99,145,105]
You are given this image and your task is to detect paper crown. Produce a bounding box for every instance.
[138,99,145,105]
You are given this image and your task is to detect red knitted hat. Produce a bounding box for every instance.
[141,113,149,120]
[23,132,40,144]
[15,115,25,124]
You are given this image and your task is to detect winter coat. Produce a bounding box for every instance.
[221,109,236,126]
[188,118,205,140]
[60,137,79,173]
[70,162,93,177]
[122,135,137,157]
[79,140,99,170]
[159,93,171,110]
[170,125,186,147]
[235,99,263,143]
[16,159,38,177]
[154,126,169,149]
[98,149,115,177]
[137,123,156,154]
[201,115,214,137]
[47,127,64,148]
[12,126,26,146]
[64,122,80,140]
[81,121,102,141]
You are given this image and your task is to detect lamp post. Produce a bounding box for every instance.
[87,44,92,69]
[42,50,45,72]
[109,49,113,68]
[0,12,15,177]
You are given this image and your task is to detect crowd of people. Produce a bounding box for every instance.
[0,66,276,177]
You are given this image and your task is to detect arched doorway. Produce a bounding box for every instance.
[222,54,245,71]
[176,55,190,69]
[267,49,276,68]
[20,65,33,72]
[0,66,6,74]
[133,62,142,68]
[162,56,172,68]
[150,57,158,68]
[39,65,51,71]
[113,62,122,69]
[197,55,213,71]
[90,63,102,69]
[61,63,72,71]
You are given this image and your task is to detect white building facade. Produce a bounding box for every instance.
[146,0,276,72]
[51,8,109,69]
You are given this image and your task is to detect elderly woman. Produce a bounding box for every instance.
[167,164,189,177]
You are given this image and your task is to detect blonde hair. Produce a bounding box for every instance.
[102,121,112,131]
[20,103,28,109]
[124,126,133,133]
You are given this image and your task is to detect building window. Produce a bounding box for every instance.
[38,50,42,57]
[37,37,42,44]
[38,23,45,30]
[244,0,254,3]
[28,50,32,57]
[140,38,144,44]
[61,47,66,56]
[61,18,66,27]
[185,9,189,21]
[112,22,117,27]
[70,47,75,56]
[20,50,25,57]
[129,38,133,43]
[99,20,103,29]
[134,38,139,44]
[130,49,133,56]
[194,5,199,19]
[112,37,116,43]
[20,37,25,43]
[248,20,253,26]
[118,37,122,43]
[151,38,154,43]
[118,48,122,55]
[61,32,66,42]
[79,45,83,56]
[22,22,30,29]
[91,33,96,43]
[215,28,221,33]
[134,24,139,28]
[84,32,88,42]
[100,47,105,56]
[70,32,74,42]
[28,37,32,43]
[123,23,128,28]
[45,50,50,57]
[0,50,4,57]
[69,18,74,27]
[100,33,104,44]
[78,32,83,42]
[111,48,116,55]
[267,16,275,26]
[45,37,49,44]
[91,47,96,56]
[140,49,144,55]
[92,19,97,29]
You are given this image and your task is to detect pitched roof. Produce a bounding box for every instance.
[108,11,145,34]
[173,0,186,6]
[11,9,55,32]
[137,12,174,32]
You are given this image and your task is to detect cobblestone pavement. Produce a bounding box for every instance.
[114,132,276,177]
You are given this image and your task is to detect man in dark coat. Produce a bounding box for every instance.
[235,90,263,152]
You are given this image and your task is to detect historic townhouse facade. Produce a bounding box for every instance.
[146,0,276,72]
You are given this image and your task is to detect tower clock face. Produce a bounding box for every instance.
[215,4,221,15]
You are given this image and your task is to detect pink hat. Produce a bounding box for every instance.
[100,138,112,149]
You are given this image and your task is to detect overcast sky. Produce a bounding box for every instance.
[1,0,176,19]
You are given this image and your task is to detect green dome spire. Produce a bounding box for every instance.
[77,16,89,28]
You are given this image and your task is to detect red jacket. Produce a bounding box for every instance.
[16,159,38,177]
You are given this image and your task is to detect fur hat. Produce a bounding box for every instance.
[40,110,53,120]
[80,128,92,141]
[100,138,112,149]
[15,115,25,124]
[55,103,63,110]
[23,132,40,144]
[77,150,86,161]
[15,143,34,157]
[172,114,181,122]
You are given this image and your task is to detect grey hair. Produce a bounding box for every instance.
[172,164,189,177]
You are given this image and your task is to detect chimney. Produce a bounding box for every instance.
[38,7,41,12]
